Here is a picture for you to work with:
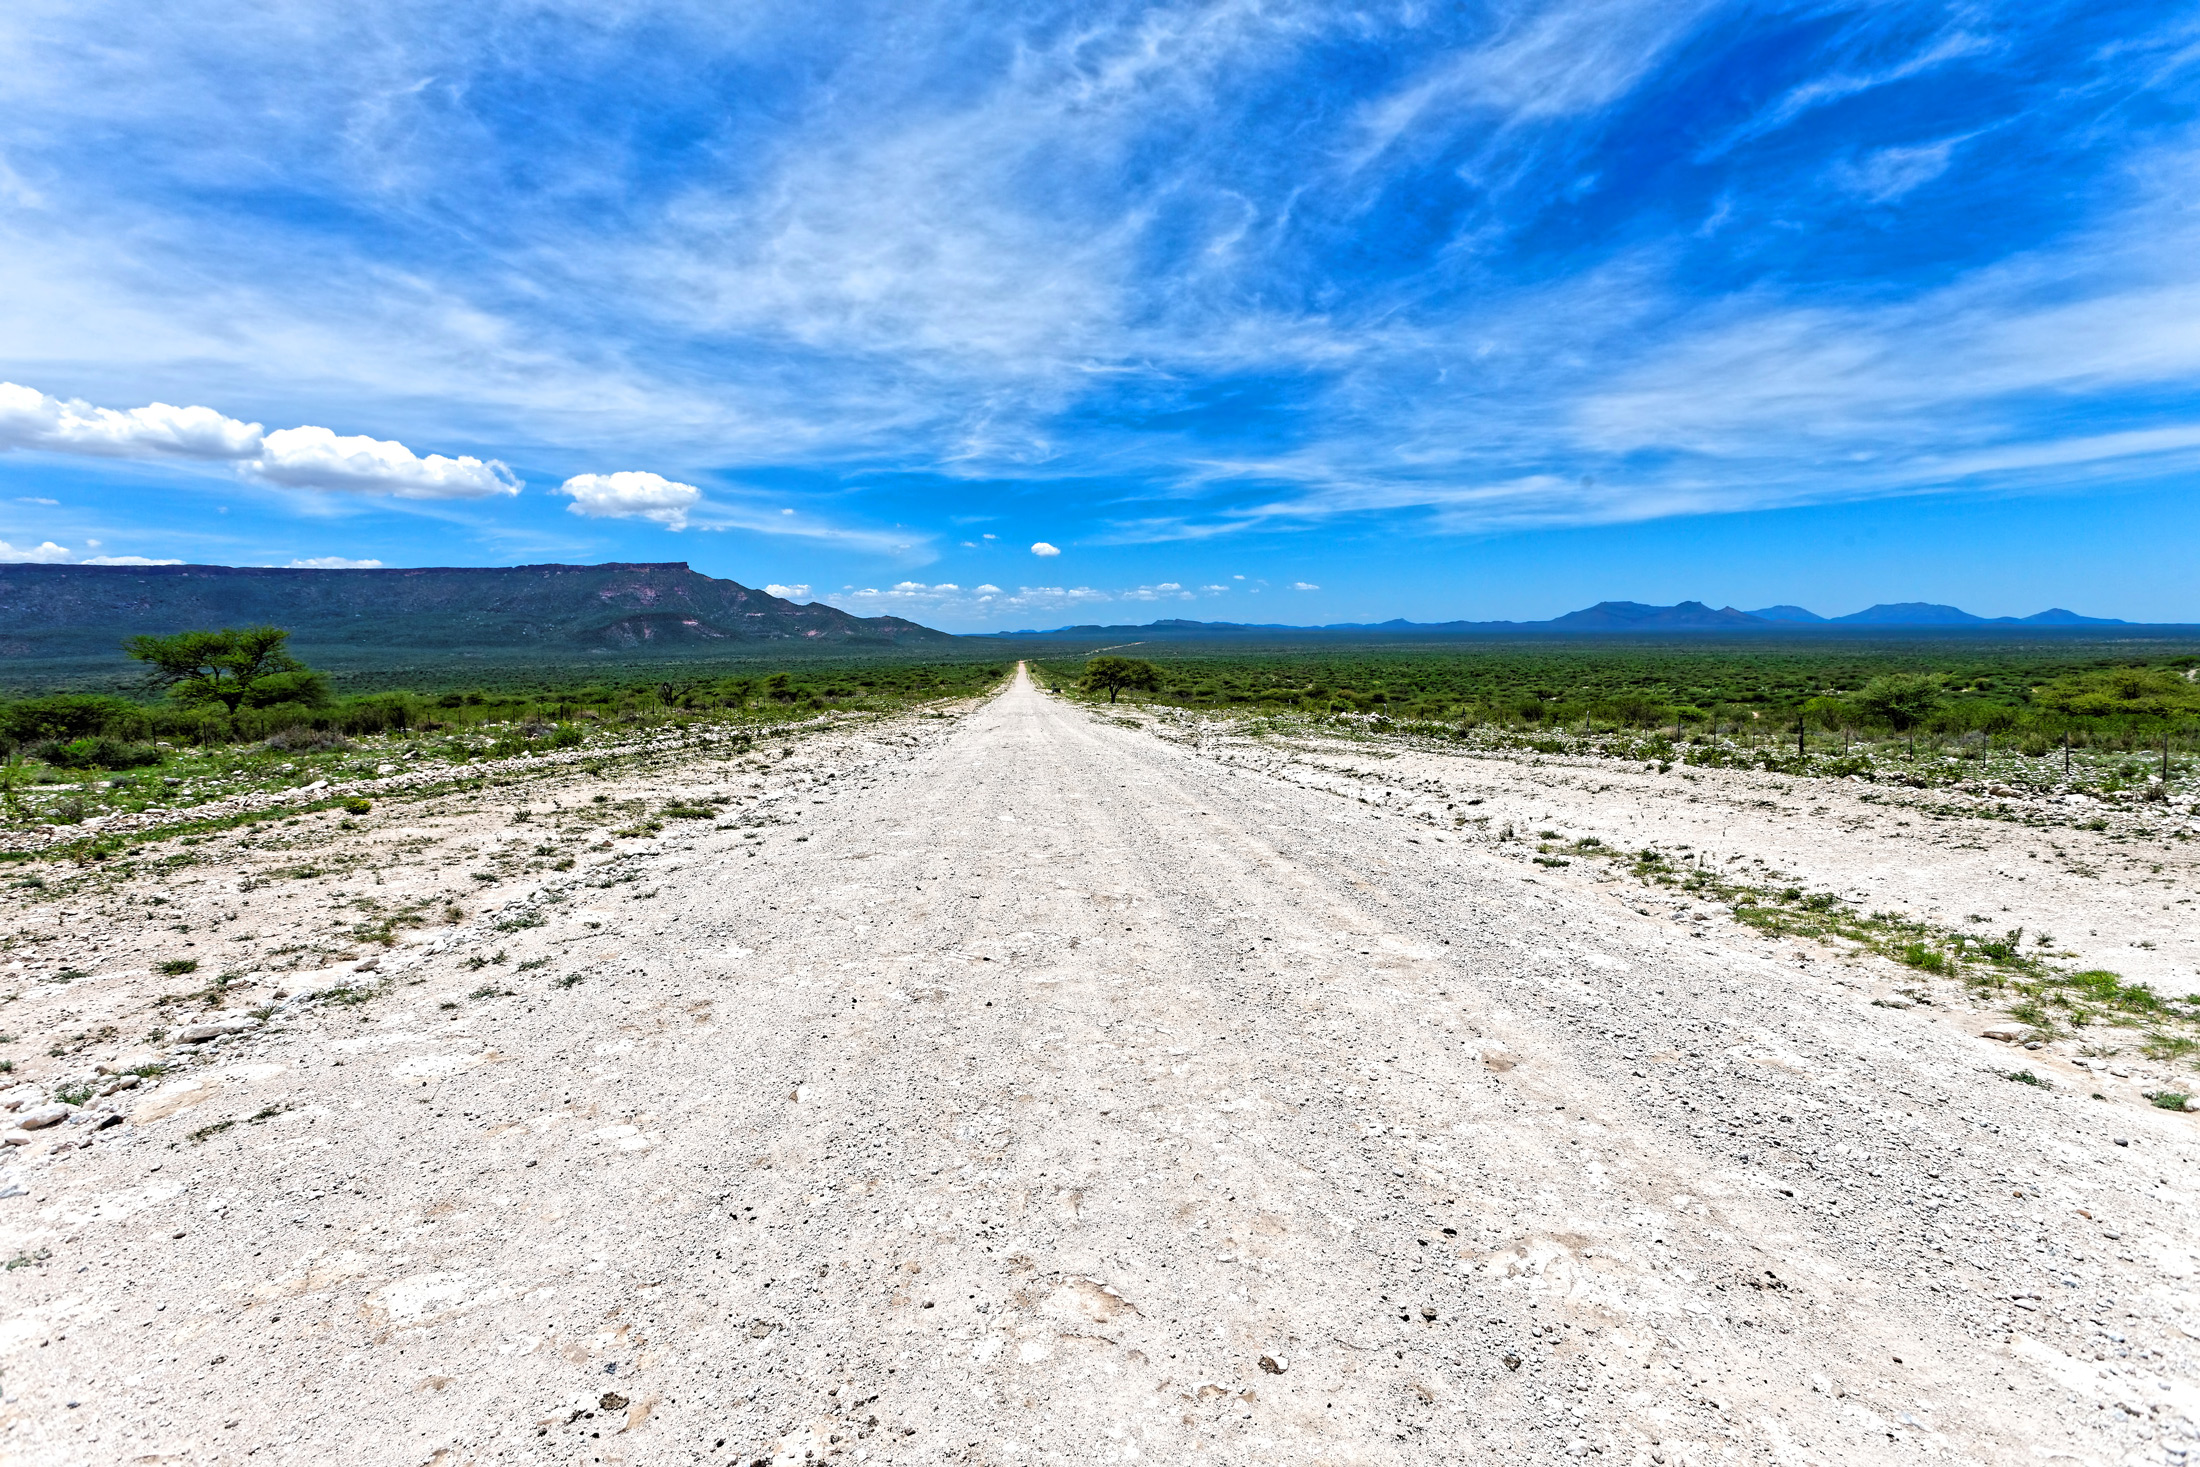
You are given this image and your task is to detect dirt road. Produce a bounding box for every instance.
[6,666,2197,1465]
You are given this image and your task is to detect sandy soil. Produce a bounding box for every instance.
[2,666,2196,1466]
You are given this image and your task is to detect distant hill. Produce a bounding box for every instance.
[1544,600,1765,629]
[1830,602,1985,625]
[0,562,950,662]
[990,598,2139,636]
[1829,602,2128,627]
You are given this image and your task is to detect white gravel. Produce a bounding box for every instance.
[2,665,2196,1465]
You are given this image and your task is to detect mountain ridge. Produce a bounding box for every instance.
[0,561,951,659]
[990,599,2142,636]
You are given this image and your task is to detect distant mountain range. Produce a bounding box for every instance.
[991,600,2138,637]
[0,561,949,662]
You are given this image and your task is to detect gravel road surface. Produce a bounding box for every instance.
[5,665,2197,1466]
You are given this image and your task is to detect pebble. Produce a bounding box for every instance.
[14,1105,68,1131]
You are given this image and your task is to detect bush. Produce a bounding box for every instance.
[32,736,163,770]
[157,958,199,976]
[342,798,372,815]
[0,694,143,745]
[263,727,351,753]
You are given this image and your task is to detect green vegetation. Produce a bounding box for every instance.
[1541,836,2200,1051]
[0,628,1009,845]
[1033,634,2200,800]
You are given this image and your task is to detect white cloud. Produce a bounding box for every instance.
[1834,140,1960,204]
[0,539,71,562]
[0,384,525,501]
[249,425,519,500]
[557,470,699,528]
[974,583,1001,593]
[764,583,810,600]
[0,381,262,460]
[287,556,384,569]
[1292,581,1319,590]
[83,555,183,565]
[1030,541,1060,556]
[15,496,57,505]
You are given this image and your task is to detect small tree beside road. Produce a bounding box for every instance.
[1082,656,1161,704]
[125,626,330,712]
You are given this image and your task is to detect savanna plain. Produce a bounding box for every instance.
[3,655,2199,1467]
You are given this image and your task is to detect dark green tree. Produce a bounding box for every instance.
[1852,673,1943,733]
[124,626,329,712]
[1082,656,1161,704]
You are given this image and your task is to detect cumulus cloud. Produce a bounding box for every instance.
[1291,581,1319,590]
[0,539,71,562]
[0,383,520,501]
[1030,541,1060,556]
[0,382,262,460]
[764,582,811,600]
[557,471,700,529]
[287,556,384,569]
[83,555,183,565]
[248,426,519,500]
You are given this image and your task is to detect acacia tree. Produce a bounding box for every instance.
[124,626,329,712]
[1853,673,1942,733]
[1082,655,1161,704]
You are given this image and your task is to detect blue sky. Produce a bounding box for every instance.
[2,0,2197,629]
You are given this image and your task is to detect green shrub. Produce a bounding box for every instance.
[342,798,372,815]
[33,735,163,769]
[2058,969,2159,1012]
[0,694,142,744]
[1899,943,1948,973]
[157,958,199,976]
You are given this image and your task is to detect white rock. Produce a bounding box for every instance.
[1980,1025,2031,1043]
[15,1105,69,1131]
[176,1016,261,1043]
[0,1084,43,1112]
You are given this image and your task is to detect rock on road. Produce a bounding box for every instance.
[8,664,2187,1465]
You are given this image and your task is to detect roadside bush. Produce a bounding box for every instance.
[0,693,144,745]
[263,727,351,753]
[32,735,164,770]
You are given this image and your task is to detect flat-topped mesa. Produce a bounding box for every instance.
[0,560,952,654]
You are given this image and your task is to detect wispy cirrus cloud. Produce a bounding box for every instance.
[0,0,2193,600]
